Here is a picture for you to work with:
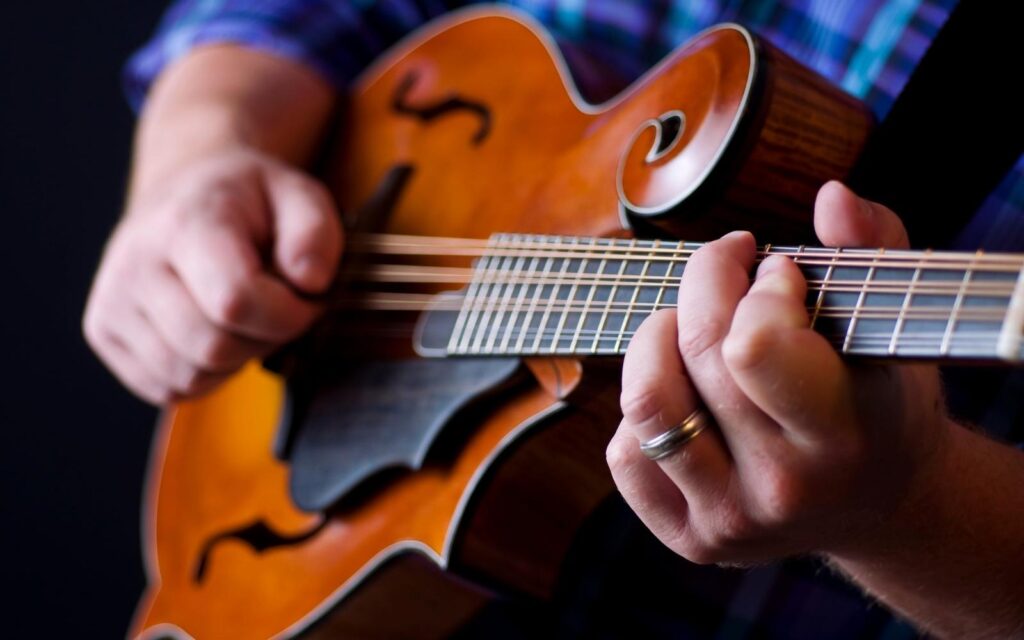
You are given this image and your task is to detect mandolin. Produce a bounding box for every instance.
[130,7,1024,639]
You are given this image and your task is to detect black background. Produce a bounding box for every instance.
[2,1,167,635]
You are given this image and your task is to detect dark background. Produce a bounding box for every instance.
[2,1,167,635]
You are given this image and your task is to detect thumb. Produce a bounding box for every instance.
[263,168,344,293]
[814,181,910,250]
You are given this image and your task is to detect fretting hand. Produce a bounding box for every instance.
[607,181,954,563]
[84,149,342,404]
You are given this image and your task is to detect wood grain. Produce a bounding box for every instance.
[132,8,872,638]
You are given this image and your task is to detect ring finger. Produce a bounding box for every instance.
[618,309,732,509]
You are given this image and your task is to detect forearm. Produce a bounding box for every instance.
[830,422,1024,638]
[128,45,336,204]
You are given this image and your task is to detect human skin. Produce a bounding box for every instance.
[85,44,1024,638]
[83,46,340,403]
[608,181,1024,638]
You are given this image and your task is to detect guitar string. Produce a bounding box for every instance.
[345,264,1022,294]
[352,232,1024,262]
[349,233,1024,269]
[334,324,1004,350]
[335,293,1012,320]
[327,234,1023,353]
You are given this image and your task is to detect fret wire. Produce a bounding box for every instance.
[362,233,1024,266]
[514,238,557,354]
[358,264,1023,294]
[494,327,1004,345]
[468,237,511,353]
[615,243,656,353]
[498,240,540,354]
[550,237,593,353]
[811,247,839,330]
[570,237,607,354]
[997,262,1024,361]
[890,255,924,355]
[458,240,495,353]
[651,238,670,313]
[469,237,514,353]
[939,252,978,356]
[531,237,578,353]
[504,329,1002,342]
[590,238,635,354]
[449,244,492,354]
[842,248,879,354]
[484,243,529,353]
[436,301,1012,319]
[443,234,1024,359]
[457,242,1024,271]
[370,290,1012,319]
[385,240,1018,266]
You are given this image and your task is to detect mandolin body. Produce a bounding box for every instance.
[131,8,871,639]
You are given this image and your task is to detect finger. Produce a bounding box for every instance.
[620,309,732,506]
[676,231,774,448]
[85,321,176,405]
[122,307,229,397]
[723,255,854,448]
[169,208,320,342]
[606,428,694,554]
[264,170,344,293]
[814,181,910,249]
[139,264,274,372]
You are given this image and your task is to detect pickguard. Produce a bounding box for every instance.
[284,358,525,512]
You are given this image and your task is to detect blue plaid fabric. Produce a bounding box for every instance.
[124,2,1023,638]
[126,0,956,119]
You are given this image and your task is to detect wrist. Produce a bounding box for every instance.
[128,46,336,206]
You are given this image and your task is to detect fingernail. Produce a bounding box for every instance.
[723,230,754,242]
[756,255,787,278]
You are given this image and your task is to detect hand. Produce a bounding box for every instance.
[84,149,343,404]
[607,181,954,564]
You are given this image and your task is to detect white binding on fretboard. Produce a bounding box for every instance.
[997,265,1024,362]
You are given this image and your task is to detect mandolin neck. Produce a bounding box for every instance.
[413,234,1024,363]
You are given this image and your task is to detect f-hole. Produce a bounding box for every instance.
[391,71,493,145]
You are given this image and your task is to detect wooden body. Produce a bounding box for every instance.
[132,8,871,639]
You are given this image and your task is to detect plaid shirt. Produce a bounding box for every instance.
[126,2,1023,638]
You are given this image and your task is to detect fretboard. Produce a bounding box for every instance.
[429,234,1024,363]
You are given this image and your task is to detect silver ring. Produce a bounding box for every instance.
[639,408,712,461]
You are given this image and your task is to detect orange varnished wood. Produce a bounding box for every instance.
[331,13,755,242]
[133,8,872,639]
[134,363,559,638]
[524,358,584,399]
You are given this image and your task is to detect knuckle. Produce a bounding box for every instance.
[755,467,806,528]
[144,384,175,406]
[721,323,772,373]
[711,505,759,551]
[678,539,721,566]
[301,174,333,206]
[196,180,250,215]
[670,521,723,565]
[194,333,235,370]
[207,280,251,327]
[619,379,668,425]
[173,366,201,395]
[677,317,728,361]
[604,432,635,473]
[82,307,104,348]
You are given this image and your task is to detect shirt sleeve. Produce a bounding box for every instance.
[123,0,477,110]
